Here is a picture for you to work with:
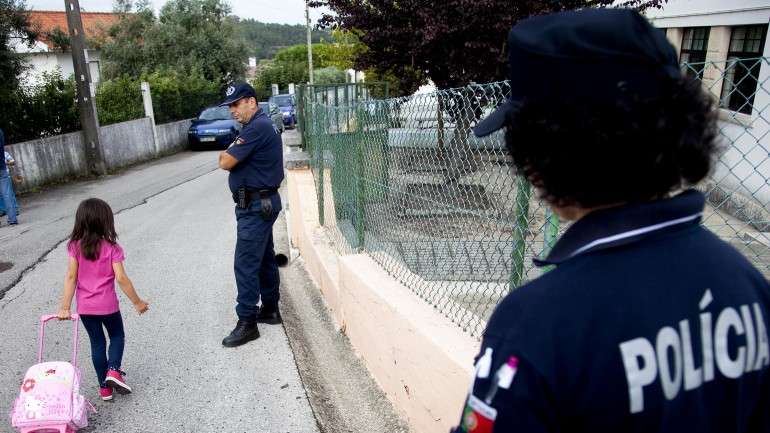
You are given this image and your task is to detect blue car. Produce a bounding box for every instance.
[268,94,296,129]
[188,106,241,150]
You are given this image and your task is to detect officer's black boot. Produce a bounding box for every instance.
[222,319,260,347]
[256,302,282,325]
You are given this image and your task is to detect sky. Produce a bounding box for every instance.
[26,0,330,25]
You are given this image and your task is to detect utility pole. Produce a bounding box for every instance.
[65,0,106,175]
[305,0,314,85]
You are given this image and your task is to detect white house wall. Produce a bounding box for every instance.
[712,44,770,206]
[648,0,770,206]
[647,0,770,27]
[20,50,102,87]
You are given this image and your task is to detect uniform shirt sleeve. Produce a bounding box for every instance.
[452,335,559,433]
[111,243,125,263]
[226,123,265,162]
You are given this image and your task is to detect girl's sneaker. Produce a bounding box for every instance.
[100,387,114,401]
[105,369,132,394]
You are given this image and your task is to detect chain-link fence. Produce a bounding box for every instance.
[297,82,390,150]
[302,57,770,339]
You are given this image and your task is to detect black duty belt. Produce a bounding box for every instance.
[232,188,276,201]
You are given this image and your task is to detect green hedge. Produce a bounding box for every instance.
[0,70,221,144]
[0,71,81,143]
[142,69,220,124]
[96,76,144,125]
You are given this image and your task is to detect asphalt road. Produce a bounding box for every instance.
[0,151,320,433]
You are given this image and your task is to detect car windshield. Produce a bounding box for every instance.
[270,95,294,106]
[199,106,232,121]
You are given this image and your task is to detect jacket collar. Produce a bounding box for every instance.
[534,189,705,267]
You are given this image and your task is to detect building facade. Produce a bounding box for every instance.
[13,11,121,87]
[648,0,770,206]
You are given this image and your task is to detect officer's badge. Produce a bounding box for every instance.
[460,395,497,433]
[236,138,245,145]
[226,86,235,96]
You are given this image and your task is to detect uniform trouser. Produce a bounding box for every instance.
[234,193,282,320]
[0,167,17,223]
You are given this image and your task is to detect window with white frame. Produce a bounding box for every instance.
[720,25,767,115]
[680,27,710,80]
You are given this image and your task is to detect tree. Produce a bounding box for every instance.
[314,66,347,84]
[0,0,36,97]
[0,0,38,140]
[236,19,329,60]
[310,0,669,185]
[101,0,247,84]
[45,27,71,52]
[310,0,668,94]
[251,30,361,97]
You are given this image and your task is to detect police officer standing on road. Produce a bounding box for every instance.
[218,82,284,348]
[453,9,769,433]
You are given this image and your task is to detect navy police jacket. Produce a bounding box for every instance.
[455,190,769,433]
[226,109,283,194]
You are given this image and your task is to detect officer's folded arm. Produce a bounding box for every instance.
[219,150,239,171]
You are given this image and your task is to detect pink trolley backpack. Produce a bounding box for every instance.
[10,314,95,433]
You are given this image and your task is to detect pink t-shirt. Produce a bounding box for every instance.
[67,240,125,315]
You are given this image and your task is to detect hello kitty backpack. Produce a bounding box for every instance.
[9,314,95,433]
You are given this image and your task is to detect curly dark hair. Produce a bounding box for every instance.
[503,77,719,208]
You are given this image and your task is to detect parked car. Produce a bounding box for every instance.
[259,101,285,134]
[268,94,296,129]
[188,106,241,150]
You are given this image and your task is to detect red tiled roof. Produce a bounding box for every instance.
[28,11,123,48]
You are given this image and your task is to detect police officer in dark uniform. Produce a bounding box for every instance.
[218,82,284,348]
[453,9,769,433]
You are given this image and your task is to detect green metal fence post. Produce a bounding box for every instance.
[354,104,366,251]
[510,176,532,289]
[317,104,325,226]
[540,208,560,273]
[345,84,350,131]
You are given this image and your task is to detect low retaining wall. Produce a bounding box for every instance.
[8,117,191,194]
[101,117,156,169]
[9,130,88,194]
[157,118,193,155]
[286,167,477,433]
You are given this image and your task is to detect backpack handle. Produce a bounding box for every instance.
[38,314,80,366]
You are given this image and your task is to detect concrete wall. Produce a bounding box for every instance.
[100,117,156,170]
[286,167,477,433]
[9,130,88,193]
[8,117,191,194]
[157,119,192,155]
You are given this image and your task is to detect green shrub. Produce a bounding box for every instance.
[143,69,220,123]
[0,70,80,143]
[1,69,220,144]
[96,75,143,125]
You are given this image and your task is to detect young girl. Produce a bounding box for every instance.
[57,198,149,401]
